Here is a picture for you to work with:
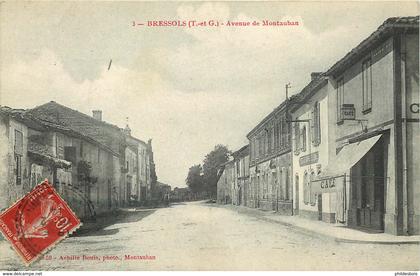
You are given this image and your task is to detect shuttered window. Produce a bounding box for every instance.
[362,59,372,113]
[303,171,309,205]
[336,78,344,123]
[301,126,307,152]
[294,122,300,155]
[310,171,317,205]
[311,102,321,146]
[14,130,23,186]
[14,130,23,155]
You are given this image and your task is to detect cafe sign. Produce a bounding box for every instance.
[341,104,355,120]
[311,176,344,193]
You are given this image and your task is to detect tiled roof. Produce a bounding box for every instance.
[27,101,125,154]
[0,106,46,131]
[327,16,419,76]
[27,112,119,156]
[246,94,300,139]
[289,75,328,112]
[232,144,249,159]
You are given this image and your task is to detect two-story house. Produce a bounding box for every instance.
[247,99,296,214]
[233,145,249,206]
[320,16,419,235]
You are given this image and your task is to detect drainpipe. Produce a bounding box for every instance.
[400,33,409,235]
[393,33,405,235]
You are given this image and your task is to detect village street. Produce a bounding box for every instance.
[0,201,419,271]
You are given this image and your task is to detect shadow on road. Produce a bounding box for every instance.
[73,209,156,237]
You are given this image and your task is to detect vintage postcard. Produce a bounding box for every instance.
[0,0,419,272]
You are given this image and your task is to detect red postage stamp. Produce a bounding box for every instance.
[0,180,81,265]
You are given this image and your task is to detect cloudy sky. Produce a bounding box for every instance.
[0,1,418,188]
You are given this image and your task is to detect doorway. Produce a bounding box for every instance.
[351,139,385,231]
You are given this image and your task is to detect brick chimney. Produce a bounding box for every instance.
[311,72,322,80]
[92,110,102,121]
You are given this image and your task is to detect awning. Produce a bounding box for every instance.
[312,134,382,193]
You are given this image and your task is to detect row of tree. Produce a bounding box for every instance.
[186,144,231,199]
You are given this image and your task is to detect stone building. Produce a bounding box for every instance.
[232,145,249,206]
[125,134,152,204]
[0,101,157,218]
[0,106,119,218]
[0,107,49,210]
[154,181,172,202]
[289,73,337,222]
[27,101,156,207]
[216,159,235,205]
[247,99,296,214]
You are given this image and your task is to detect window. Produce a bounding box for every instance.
[236,160,240,176]
[253,138,256,159]
[272,171,277,200]
[336,78,345,123]
[56,134,64,159]
[294,122,300,155]
[285,167,290,200]
[310,171,317,206]
[14,130,23,186]
[264,131,268,155]
[80,141,84,157]
[267,128,272,153]
[279,169,283,200]
[284,117,291,147]
[64,146,77,164]
[14,130,23,155]
[279,118,284,148]
[303,171,309,205]
[271,126,275,152]
[311,102,321,146]
[362,59,372,113]
[266,174,269,199]
[301,126,307,152]
[15,154,22,185]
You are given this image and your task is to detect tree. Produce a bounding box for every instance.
[202,145,231,198]
[186,164,204,194]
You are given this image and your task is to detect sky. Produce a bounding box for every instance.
[0,1,418,188]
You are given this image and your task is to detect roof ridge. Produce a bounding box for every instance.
[30,101,123,131]
[327,15,419,76]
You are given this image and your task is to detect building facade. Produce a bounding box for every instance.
[247,100,294,214]
[0,101,157,220]
[0,108,39,210]
[216,159,235,205]
[290,74,339,223]
[215,16,418,237]
[320,16,419,235]
[232,145,250,206]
